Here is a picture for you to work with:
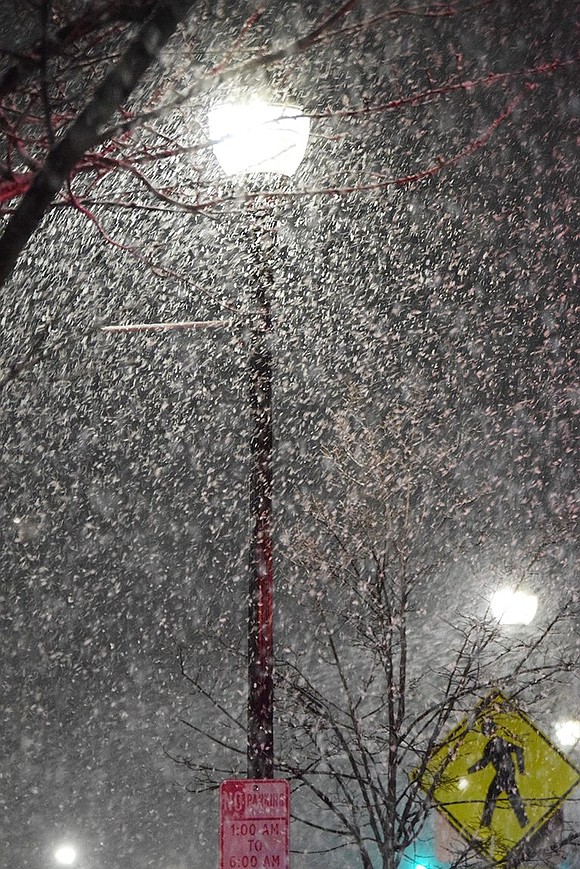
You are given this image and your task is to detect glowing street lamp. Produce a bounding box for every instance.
[490,588,538,625]
[54,843,77,866]
[209,100,310,780]
[208,101,310,178]
[555,720,580,748]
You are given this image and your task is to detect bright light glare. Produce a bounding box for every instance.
[54,844,77,865]
[555,720,580,747]
[208,101,310,177]
[490,588,538,625]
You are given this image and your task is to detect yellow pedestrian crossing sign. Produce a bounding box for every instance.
[415,692,580,863]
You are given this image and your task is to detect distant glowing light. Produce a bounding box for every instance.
[457,777,469,791]
[54,844,77,865]
[555,720,580,748]
[490,588,538,625]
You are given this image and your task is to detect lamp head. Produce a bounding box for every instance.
[490,588,538,625]
[54,844,77,866]
[208,100,310,177]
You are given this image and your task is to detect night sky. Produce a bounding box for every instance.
[0,2,578,868]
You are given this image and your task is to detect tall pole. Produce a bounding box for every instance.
[247,216,276,780]
[207,99,309,781]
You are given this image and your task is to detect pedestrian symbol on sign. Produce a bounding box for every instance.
[414,691,580,863]
[467,718,528,829]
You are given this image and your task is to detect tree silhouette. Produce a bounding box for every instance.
[1,0,575,289]
[175,394,580,869]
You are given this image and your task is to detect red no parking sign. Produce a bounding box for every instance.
[220,779,290,869]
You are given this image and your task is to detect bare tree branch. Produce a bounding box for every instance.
[0,0,198,288]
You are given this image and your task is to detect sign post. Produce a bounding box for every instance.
[415,692,580,864]
[220,779,290,869]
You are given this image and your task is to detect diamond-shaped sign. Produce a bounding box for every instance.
[415,692,580,863]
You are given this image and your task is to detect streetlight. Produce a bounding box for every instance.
[555,720,580,748]
[208,101,310,177]
[209,99,310,780]
[489,587,538,625]
[54,843,77,866]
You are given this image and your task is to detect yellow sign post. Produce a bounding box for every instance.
[415,692,580,863]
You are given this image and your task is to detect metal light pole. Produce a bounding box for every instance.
[209,100,310,779]
[246,215,275,779]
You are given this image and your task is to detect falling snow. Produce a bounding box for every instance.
[0,2,578,869]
